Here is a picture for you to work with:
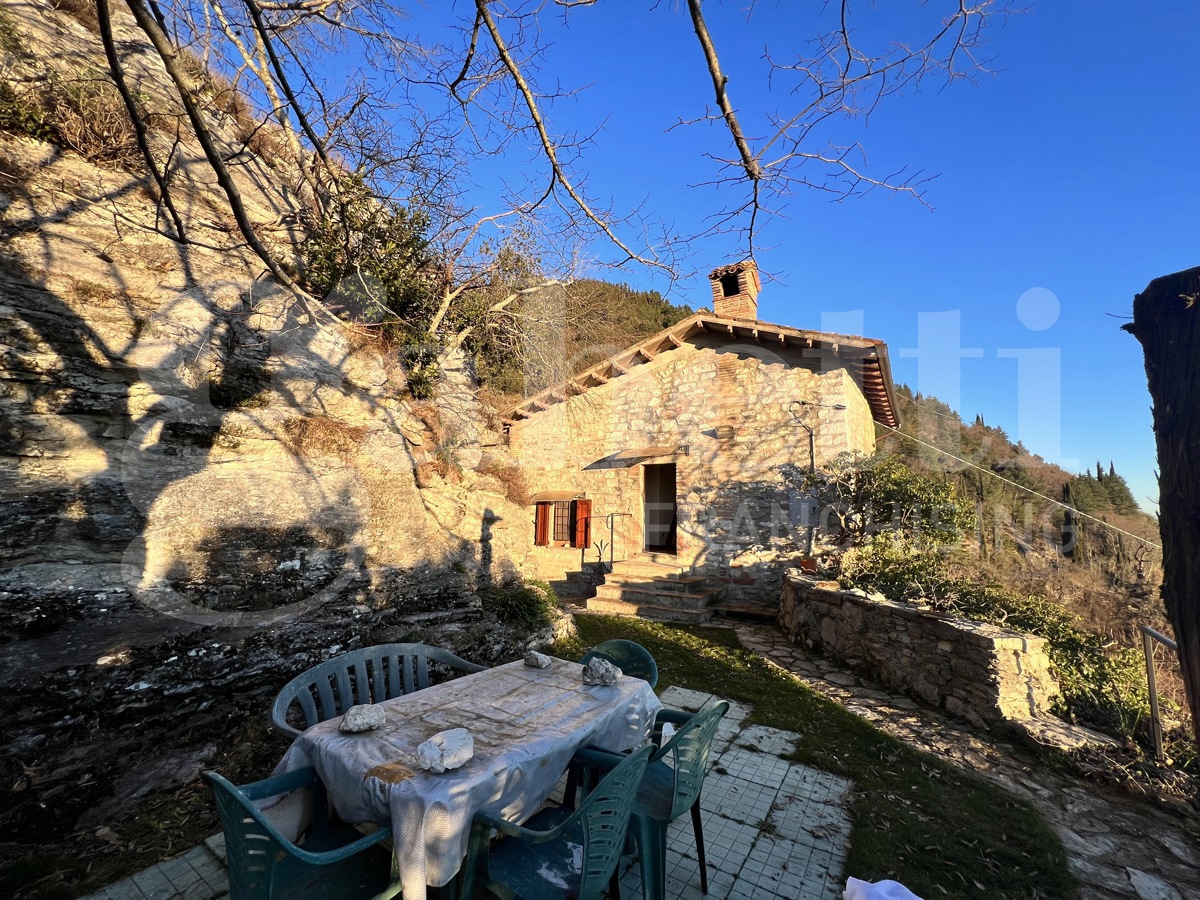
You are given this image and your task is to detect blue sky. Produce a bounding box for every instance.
[416,2,1199,510]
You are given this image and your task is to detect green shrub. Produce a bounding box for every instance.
[837,532,950,604]
[482,579,557,628]
[951,581,1150,737]
[0,83,57,143]
[301,171,433,330]
[805,453,975,548]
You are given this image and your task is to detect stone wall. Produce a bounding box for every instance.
[0,0,560,857]
[508,336,877,599]
[777,571,1059,729]
[0,0,540,639]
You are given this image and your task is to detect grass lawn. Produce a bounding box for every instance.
[561,615,1079,900]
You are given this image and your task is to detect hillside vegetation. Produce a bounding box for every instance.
[475,279,693,401]
[878,385,1161,606]
[862,386,1193,780]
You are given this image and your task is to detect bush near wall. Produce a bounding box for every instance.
[950,580,1150,736]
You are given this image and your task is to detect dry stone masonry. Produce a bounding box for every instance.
[506,261,894,612]
[778,570,1060,730]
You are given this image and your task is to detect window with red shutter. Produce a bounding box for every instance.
[534,502,551,546]
[571,498,592,549]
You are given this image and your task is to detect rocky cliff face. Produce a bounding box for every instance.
[0,1,549,880]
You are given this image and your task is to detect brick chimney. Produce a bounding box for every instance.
[708,259,760,321]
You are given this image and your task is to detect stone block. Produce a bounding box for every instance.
[340,704,385,733]
[417,728,474,773]
[582,657,621,685]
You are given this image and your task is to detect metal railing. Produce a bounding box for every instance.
[579,512,633,573]
[1140,624,1180,762]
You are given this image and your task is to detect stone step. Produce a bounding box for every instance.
[638,551,688,565]
[603,572,708,593]
[584,597,716,623]
[710,602,779,623]
[548,576,595,600]
[609,556,690,577]
[593,584,715,609]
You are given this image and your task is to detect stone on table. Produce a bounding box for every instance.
[524,651,552,669]
[582,657,622,686]
[417,728,474,773]
[339,704,386,733]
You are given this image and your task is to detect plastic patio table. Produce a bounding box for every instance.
[274,657,662,900]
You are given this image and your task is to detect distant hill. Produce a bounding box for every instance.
[876,385,1163,631]
[476,279,692,398]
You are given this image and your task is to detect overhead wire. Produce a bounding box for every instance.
[875,422,1162,550]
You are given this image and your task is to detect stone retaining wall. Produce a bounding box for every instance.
[778,571,1059,729]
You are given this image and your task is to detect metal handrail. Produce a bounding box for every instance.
[1140,625,1180,762]
[578,512,633,572]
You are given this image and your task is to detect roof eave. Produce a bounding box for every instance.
[504,312,901,427]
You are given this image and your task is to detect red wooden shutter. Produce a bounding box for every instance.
[571,498,592,549]
[534,502,551,546]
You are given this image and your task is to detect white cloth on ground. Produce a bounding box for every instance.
[845,876,925,900]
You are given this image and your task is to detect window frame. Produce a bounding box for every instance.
[551,500,573,543]
[532,496,592,549]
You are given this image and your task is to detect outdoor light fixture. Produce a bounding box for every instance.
[789,400,847,417]
[787,401,845,558]
[714,425,736,439]
[788,400,846,471]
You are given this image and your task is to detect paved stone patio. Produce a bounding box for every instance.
[80,685,855,900]
[734,623,1200,900]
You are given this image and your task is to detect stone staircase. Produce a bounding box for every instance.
[585,554,719,623]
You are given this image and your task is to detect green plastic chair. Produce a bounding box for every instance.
[203,767,401,900]
[583,700,730,900]
[578,639,659,688]
[458,744,654,900]
[271,642,486,739]
[563,639,660,809]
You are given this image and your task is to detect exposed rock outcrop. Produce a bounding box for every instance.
[0,0,551,872]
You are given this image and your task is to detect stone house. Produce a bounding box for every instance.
[504,260,899,618]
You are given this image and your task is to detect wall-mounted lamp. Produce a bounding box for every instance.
[714,425,736,440]
[788,400,847,472]
[789,400,847,419]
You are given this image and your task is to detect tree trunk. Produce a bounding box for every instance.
[1123,265,1200,747]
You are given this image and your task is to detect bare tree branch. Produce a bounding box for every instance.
[123,0,322,319]
[96,0,188,242]
[474,0,665,271]
[686,0,760,182]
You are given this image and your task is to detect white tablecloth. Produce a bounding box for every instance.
[275,657,662,899]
